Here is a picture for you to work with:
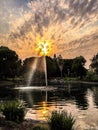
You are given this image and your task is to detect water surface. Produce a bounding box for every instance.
[0,82,98,129]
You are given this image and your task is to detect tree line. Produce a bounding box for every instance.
[0,46,98,81]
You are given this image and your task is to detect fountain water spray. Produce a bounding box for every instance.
[17,42,49,106]
[26,56,48,87]
[26,41,50,87]
[27,58,38,86]
[37,41,50,87]
[44,56,48,87]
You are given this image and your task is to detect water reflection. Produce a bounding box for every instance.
[86,89,95,109]
[93,87,98,107]
[0,87,18,100]
[0,83,98,123]
[16,83,98,111]
[36,101,50,120]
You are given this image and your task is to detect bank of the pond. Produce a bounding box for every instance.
[66,80,98,85]
[0,118,47,130]
[25,108,98,130]
[0,79,98,87]
[48,78,98,85]
[0,81,14,86]
[0,108,98,130]
[0,78,24,87]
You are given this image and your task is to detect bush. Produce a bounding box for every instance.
[86,71,98,82]
[0,102,3,113]
[48,111,75,130]
[32,125,48,130]
[1,100,26,122]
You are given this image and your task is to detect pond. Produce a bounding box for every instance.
[0,82,98,129]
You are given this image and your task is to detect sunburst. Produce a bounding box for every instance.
[36,40,52,56]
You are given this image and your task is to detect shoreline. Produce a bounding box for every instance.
[66,80,98,85]
[0,80,98,87]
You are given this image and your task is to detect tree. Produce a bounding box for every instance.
[22,57,35,74]
[90,53,98,74]
[56,55,64,78]
[46,56,57,78]
[63,59,73,77]
[0,46,21,79]
[53,55,61,77]
[72,56,87,79]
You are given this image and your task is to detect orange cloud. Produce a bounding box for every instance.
[0,0,98,68]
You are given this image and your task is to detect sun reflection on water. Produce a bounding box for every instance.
[37,101,50,120]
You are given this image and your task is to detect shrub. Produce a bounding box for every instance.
[86,71,98,82]
[0,102,3,113]
[48,111,75,130]
[1,100,26,122]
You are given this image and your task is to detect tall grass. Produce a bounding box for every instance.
[48,111,75,130]
[1,100,26,122]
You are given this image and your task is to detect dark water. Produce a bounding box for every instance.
[0,83,98,110]
[17,83,98,109]
[0,82,98,129]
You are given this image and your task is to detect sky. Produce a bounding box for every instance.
[0,0,98,68]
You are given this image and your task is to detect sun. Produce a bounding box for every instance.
[39,42,49,55]
[36,40,52,56]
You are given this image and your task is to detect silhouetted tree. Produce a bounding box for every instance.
[63,59,73,77]
[46,56,57,78]
[90,53,98,74]
[53,55,60,77]
[56,55,64,78]
[72,56,87,79]
[22,55,88,80]
[0,46,21,79]
[22,57,35,74]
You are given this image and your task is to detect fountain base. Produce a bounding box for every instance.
[15,86,57,91]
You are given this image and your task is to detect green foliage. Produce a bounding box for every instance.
[48,111,75,130]
[91,75,98,82]
[0,102,3,115]
[63,59,73,77]
[72,56,87,78]
[0,46,22,79]
[1,100,26,122]
[65,77,80,81]
[86,71,98,82]
[90,53,98,74]
[46,56,58,78]
[32,125,48,130]
[22,57,35,74]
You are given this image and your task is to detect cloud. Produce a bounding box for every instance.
[10,0,98,38]
[60,33,98,67]
[0,0,98,67]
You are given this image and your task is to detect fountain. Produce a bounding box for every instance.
[16,41,50,90]
[27,58,38,86]
[44,57,48,87]
[15,41,50,107]
[27,42,48,87]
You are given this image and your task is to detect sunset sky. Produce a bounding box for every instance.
[0,0,98,68]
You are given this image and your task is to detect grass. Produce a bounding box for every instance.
[85,71,98,82]
[65,77,80,81]
[0,102,76,130]
[0,100,26,123]
[48,111,75,130]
